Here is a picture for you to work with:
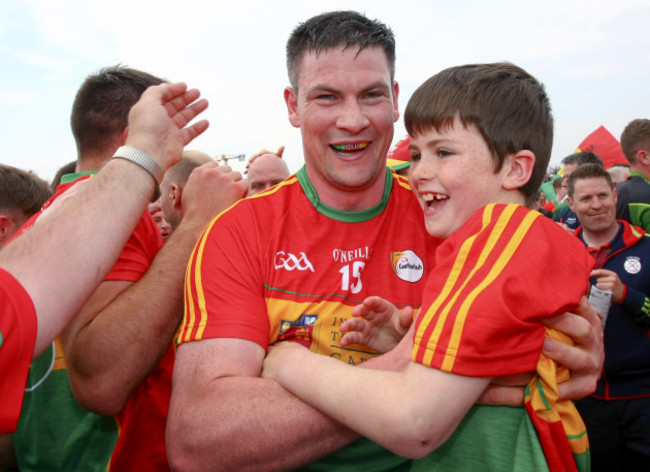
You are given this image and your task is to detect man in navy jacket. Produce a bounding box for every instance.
[568,163,650,471]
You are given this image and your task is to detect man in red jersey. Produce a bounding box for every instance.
[168,11,604,471]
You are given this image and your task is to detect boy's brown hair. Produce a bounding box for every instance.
[404,62,553,206]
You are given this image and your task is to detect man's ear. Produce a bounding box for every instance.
[170,184,183,210]
[501,150,535,191]
[637,149,650,168]
[284,87,300,128]
[0,215,16,246]
[567,196,575,212]
[392,81,400,123]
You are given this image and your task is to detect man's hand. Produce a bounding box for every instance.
[591,268,625,303]
[340,296,413,353]
[125,82,209,171]
[542,296,604,400]
[180,162,248,228]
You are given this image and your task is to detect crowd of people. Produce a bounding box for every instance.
[1,8,648,472]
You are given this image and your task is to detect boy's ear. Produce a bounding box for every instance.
[501,150,535,191]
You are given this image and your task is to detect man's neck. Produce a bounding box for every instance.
[305,168,388,212]
[582,223,619,249]
[630,165,650,180]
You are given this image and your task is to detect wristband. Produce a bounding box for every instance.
[112,146,164,185]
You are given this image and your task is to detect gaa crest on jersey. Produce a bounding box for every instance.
[624,256,642,274]
[277,315,318,348]
[274,251,315,272]
[391,250,424,282]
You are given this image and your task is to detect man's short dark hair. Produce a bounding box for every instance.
[286,11,395,92]
[567,163,613,198]
[561,151,603,168]
[70,65,165,159]
[50,161,77,192]
[0,164,52,218]
[404,62,553,207]
[620,119,650,165]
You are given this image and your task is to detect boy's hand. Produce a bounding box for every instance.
[340,296,413,353]
[542,296,604,400]
[262,341,308,382]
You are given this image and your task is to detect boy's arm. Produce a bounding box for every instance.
[263,342,491,460]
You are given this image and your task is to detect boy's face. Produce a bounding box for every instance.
[408,119,512,239]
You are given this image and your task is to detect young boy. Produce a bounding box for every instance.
[262,63,594,471]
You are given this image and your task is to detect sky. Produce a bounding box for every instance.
[1,0,649,183]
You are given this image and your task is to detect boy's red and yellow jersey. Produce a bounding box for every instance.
[413,203,594,472]
[180,167,437,365]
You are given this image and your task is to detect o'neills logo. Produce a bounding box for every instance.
[391,250,424,282]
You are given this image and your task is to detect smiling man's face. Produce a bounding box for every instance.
[284,45,399,210]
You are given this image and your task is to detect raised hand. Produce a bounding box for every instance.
[126,82,210,171]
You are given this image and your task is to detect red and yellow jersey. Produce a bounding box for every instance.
[413,203,593,472]
[180,167,437,365]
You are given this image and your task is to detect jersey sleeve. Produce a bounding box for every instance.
[177,203,271,349]
[104,212,162,283]
[413,204,593,377]
[0,269,37,433]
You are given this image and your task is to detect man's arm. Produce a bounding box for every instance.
[167,338,360,472]
[0,83,208,356]
[64,164,248,415]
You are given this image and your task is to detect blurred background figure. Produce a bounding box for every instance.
[246,152,290,196]
[160,150,214,230]
[148,198,172,239]
[0,165,52,248]
[386,135,411,177]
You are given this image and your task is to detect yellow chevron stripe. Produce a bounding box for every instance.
[416,204,495,365]
[441,207,539,371]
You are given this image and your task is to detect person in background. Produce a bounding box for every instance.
[386,135,412,176]
[148,198,172,239]
[554,151,604,231]
[568,163,650,471]
[159,150,215,230]
[0,80,209,435]
[0,165,52,248]
[246,152,291,196]
[616,119,650,232]
[7,66,246,471]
